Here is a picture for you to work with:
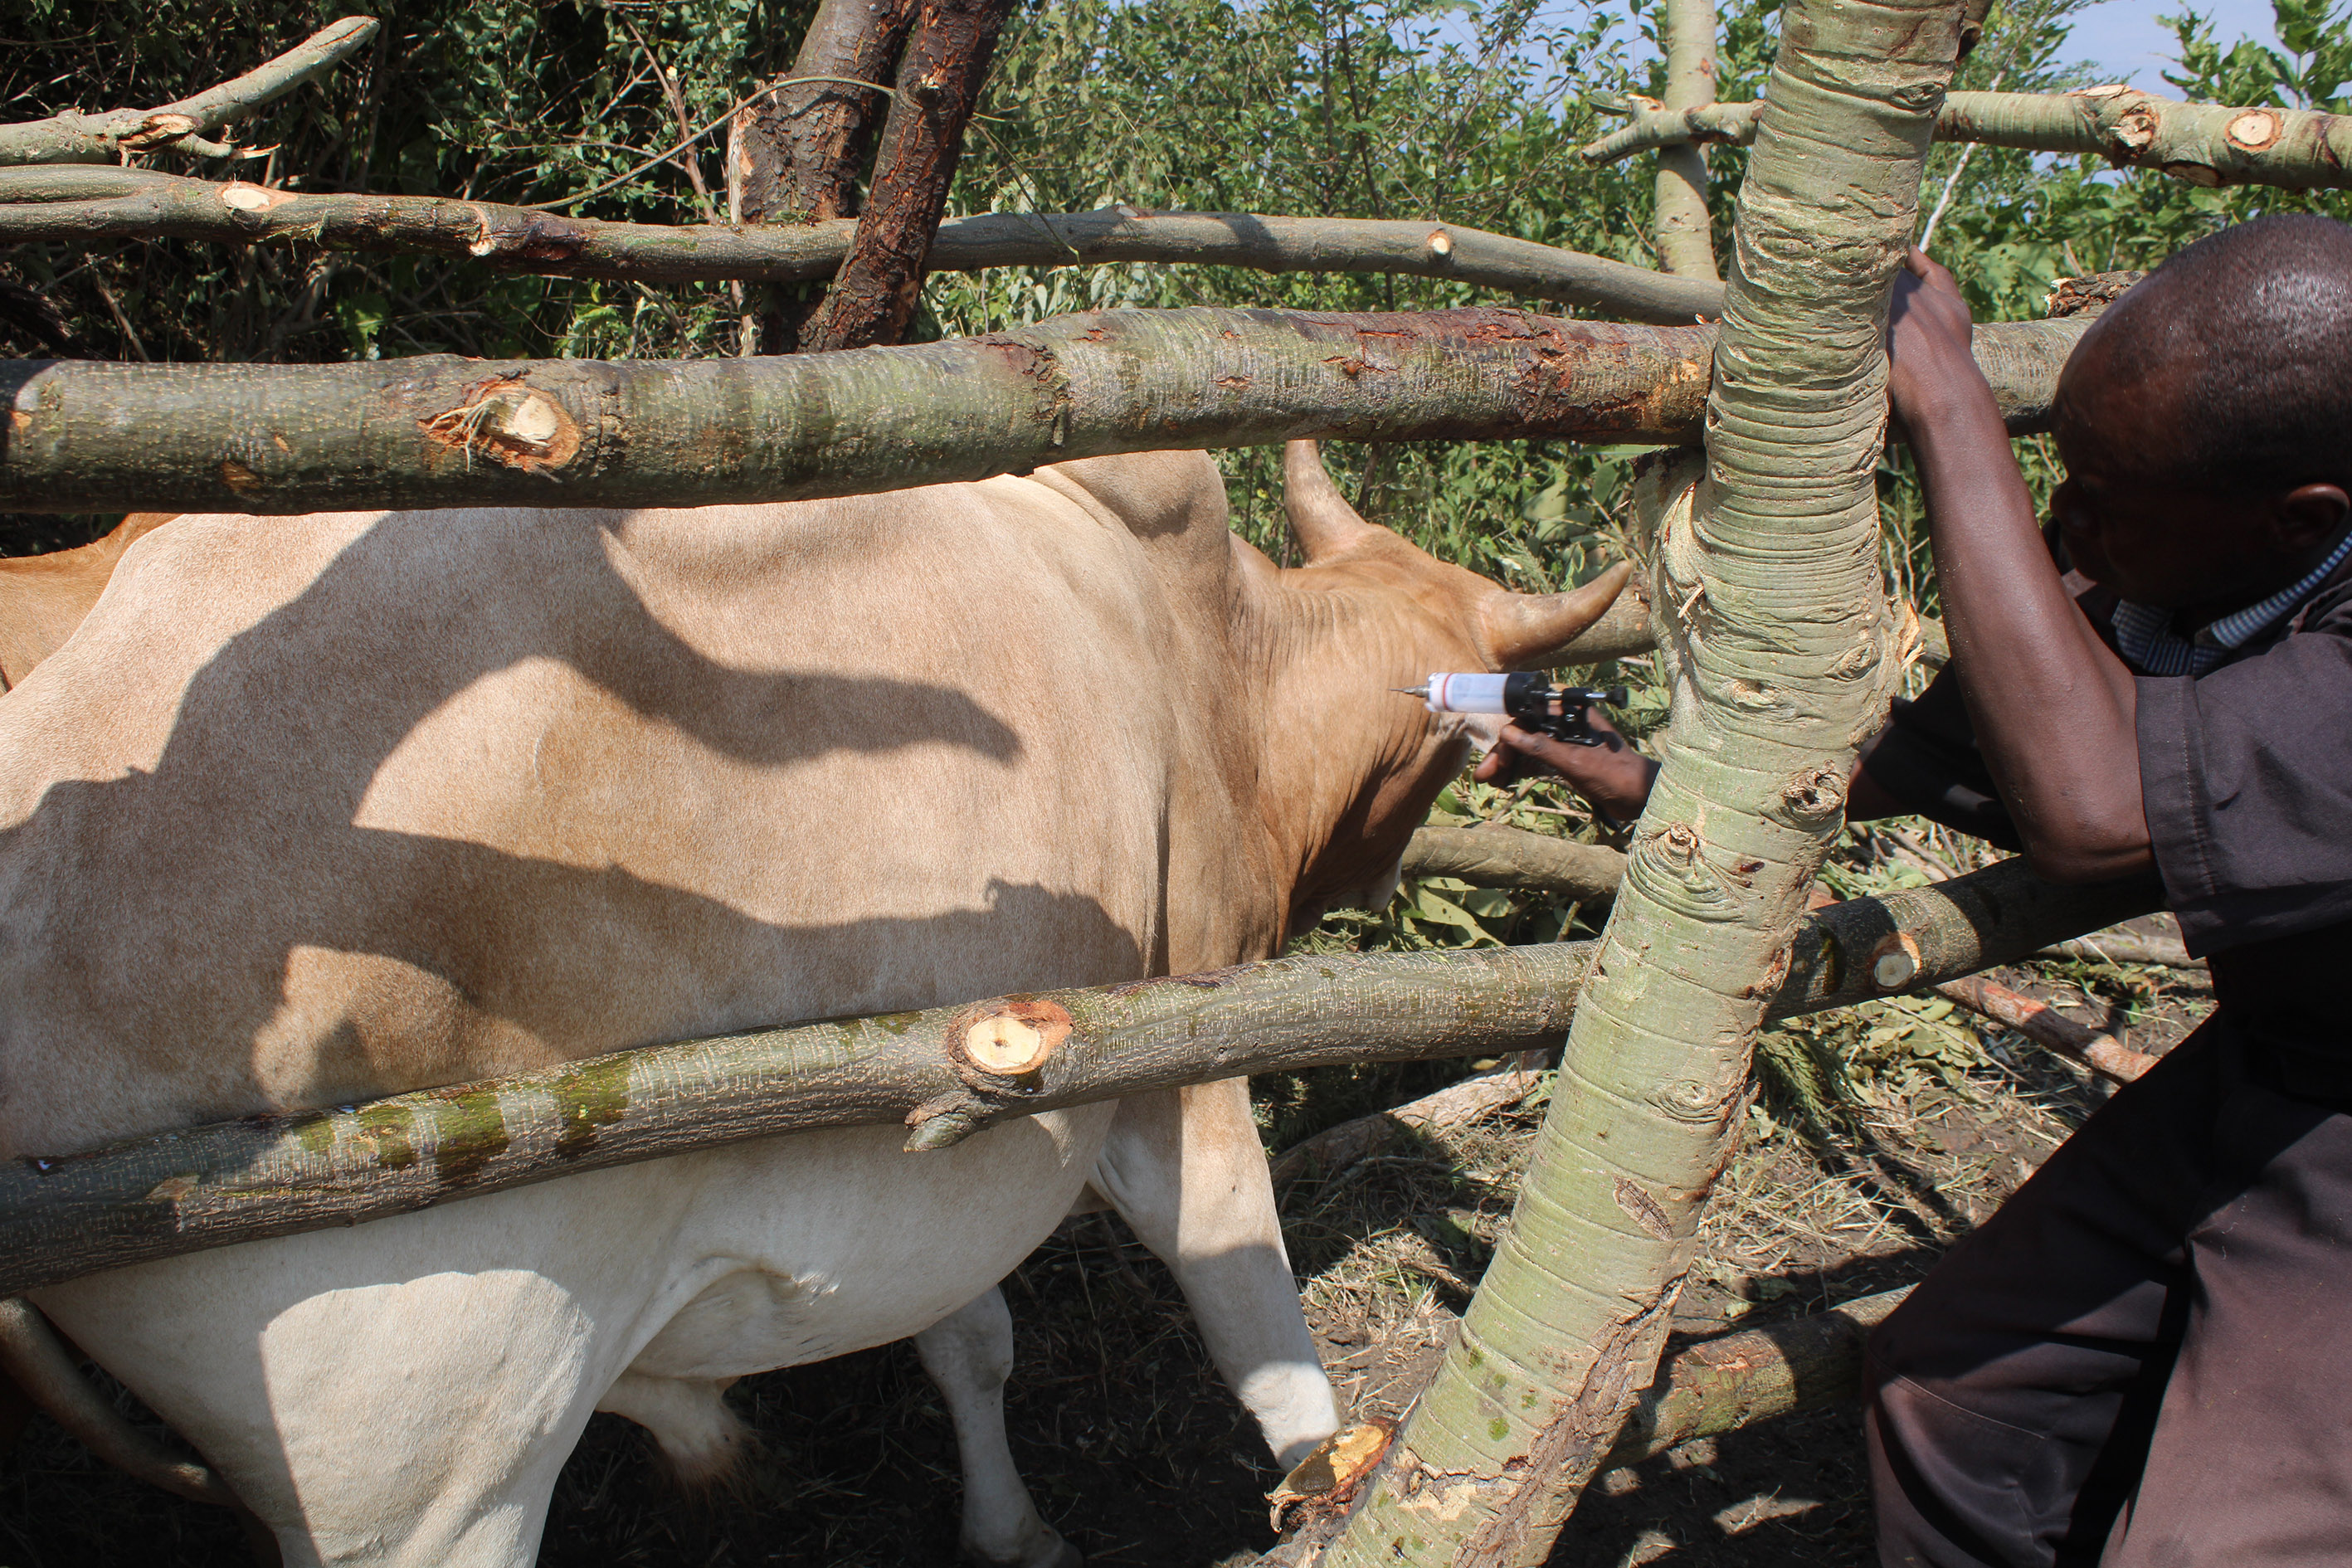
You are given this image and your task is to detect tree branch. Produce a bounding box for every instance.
[1582,85,2352,192]
[0,166,1727,324]
[1398,825,1626,903]
[0,17,380,167]
[0,306,2089,514]
[0,857,2158,1302]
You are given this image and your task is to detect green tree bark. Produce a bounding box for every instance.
[0,168,1726,324]
[0,856,2153,1301]
[1653,0,1720,281]
[1317,2,1967,1561]
[1584,85,2352,192]
[0,304,2087,514]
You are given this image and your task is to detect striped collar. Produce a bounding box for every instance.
[2111,528,2352,677]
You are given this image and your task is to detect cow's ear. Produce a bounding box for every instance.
[1482,560,1634,666]
[1282,441,1379,561]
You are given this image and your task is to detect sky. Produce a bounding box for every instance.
[2056,0,2286,89]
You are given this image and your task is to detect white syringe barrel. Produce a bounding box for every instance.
[1420,672,1511,714]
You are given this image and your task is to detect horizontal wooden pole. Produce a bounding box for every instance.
[1274,1283,1911,1519]
[0,857,2160,1298]
[0,309,2088,514]
[1606,1285,1910,1467]
[1400,825,1626,903]
[1580,86,2352,192]
[0,168,1726,326]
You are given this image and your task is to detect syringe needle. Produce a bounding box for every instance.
[1392,685,1429,699]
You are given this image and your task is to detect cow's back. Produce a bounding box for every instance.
[0,462,1243,1158]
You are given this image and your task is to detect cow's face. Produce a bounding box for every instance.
[1261,442,1630,933]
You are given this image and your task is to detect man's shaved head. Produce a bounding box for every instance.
[2067,215,2352,495]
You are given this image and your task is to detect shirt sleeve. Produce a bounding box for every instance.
[1858,668,2024,851]
[2137,626,2352,957]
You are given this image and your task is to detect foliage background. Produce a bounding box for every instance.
[1,0,2345,961]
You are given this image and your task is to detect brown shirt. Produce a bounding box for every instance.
[1864,549,2352,1090]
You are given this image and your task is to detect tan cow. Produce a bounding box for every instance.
[0,445,1624,1566]
[0,513,177,689]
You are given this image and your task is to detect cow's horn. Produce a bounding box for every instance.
[1483,560,1636,666]
[1283,440,1378,561]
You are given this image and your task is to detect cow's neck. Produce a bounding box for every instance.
[1239,567,1470,938]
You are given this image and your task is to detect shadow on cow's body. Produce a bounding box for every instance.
[0,447,1625,1567]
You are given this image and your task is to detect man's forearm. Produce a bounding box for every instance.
[1911,377,2152,880]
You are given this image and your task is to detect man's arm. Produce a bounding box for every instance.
[1887,250,2152,882]
[1475,712,1906,821]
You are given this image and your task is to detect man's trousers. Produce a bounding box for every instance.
[1867,1018,2352,1566]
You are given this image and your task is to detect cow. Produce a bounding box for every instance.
[0,443,1627,1567]
[0,512,177,690]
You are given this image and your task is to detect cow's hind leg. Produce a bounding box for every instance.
[914,1288,1081,1568]
[1088,1080,1340,1468]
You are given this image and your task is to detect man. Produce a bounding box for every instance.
[1490,216,2352,1565]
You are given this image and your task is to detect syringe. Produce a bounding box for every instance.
[1395,672,1629,747]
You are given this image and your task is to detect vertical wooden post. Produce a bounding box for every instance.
[1317,0,1970,1560]
[1653,0,1720,282]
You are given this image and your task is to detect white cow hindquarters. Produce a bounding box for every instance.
[36,1109,1118,1568]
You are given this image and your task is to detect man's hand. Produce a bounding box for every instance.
[1887,248,1984,427]
[1472,709,1659,820]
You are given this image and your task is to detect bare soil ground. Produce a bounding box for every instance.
[0,930,2213,1568]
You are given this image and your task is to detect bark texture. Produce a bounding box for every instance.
[0,168,1729,323]
[0,17,379,166]
[0,855,2157,1307]
[1605,1285,1909,1467]
[1653,0,1721,280]
[0,168,1727,323]
[1399,826,1625,904]
[1321,3,1968,1561]
[1584,85,2352,191]
[799,0,1016,350]
[728,0,917,226]
[0,307,2087,514]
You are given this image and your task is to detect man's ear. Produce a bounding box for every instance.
[2275,484,2352,552]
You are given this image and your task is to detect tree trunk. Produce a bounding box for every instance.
[0,855,2155,1305]
[0,305,2091,515]
[1279,1284,1910,1534]
[1652,0,1719,281]
[0,17,378,165]
[1583,85,2352,192]
[1319,2,1967,1561]
[0,167,1727,324]
[799,0,1017,351]
[728,0,920,353]
[730,0,918,226]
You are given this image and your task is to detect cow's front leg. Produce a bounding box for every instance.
[914,1288,1081,1568]
[1088,1080,1340,1468]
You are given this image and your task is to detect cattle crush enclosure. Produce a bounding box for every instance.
[0,3,2337,1564]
